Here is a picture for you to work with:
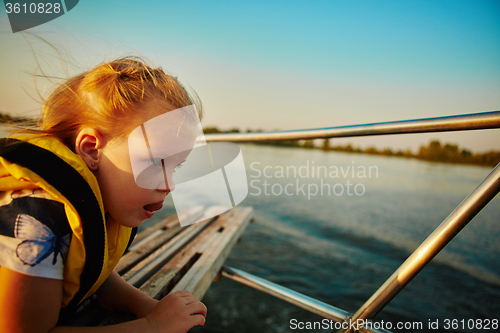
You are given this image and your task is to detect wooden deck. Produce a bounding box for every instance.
[68,205,254,326]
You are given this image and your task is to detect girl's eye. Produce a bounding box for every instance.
[150,158,163,167]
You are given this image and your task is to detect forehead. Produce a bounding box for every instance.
[128,105,203,157]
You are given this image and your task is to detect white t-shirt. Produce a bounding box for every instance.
[0,188,71,280]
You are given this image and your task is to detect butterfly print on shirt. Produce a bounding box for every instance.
[15,214,70,266]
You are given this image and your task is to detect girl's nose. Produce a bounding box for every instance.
[165,181,175,192]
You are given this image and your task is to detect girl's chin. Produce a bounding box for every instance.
[106,212,146,228]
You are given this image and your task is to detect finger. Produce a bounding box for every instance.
[188,302,207,317]
[172,290,191,297]
[188,313,206,327]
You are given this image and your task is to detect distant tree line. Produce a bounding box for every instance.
[203,127,500,167]
[0,112,33,124]
[322,139,500,167]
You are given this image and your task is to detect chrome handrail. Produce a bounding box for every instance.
[204,110,500,142]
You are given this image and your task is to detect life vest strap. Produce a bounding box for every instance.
[0,138,106,321]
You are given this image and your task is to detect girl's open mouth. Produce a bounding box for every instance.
[143,203,163,212]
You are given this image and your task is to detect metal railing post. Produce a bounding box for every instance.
[337,163,500,333]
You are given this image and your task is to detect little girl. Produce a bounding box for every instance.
[0,57,207,332]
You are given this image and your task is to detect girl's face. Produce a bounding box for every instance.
[94,105,200,228]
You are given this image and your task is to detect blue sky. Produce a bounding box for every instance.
[1,0,499,152]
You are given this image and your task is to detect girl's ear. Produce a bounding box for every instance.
[74,128,106,171]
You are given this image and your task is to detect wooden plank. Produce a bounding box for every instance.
[129,206,202,245]
[139,206,253,300]
[123,219,211,287]
[171,206,253,300]
[119,207,212,280]
[115,223,183,275]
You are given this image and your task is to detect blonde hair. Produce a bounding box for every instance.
[27,56,202,150]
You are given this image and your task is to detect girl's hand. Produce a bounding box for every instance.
[145,290,207,333]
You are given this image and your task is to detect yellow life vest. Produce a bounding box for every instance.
[0,135,133,316]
